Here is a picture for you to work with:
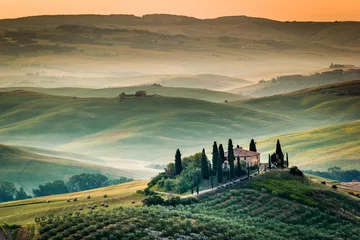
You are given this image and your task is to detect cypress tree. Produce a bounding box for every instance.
[209,163,214,189]
[196,175,199,194]
[228,139,235,179]
[236,157,242,178]
[268,154,271,169]
[212,142,219,171]
[219,144,225,163]
[249,139,257,152]
[286,152,289,168]
[191,175,194,195]
[276,139,284,168]
[174,149,183,175]
[217,154,223,183]
[201,149,209,180]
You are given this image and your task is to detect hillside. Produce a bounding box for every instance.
[1,15,360,90]
[232,80,360,124]
[230,69,360,97]
[0,85,246,103]
[2,169,359,240]
[1,15,360,47]
[156,74,251,91]
[253,121,360,171]
[0,144,152,194]
[0,90,289,162]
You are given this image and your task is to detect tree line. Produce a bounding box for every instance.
[0,173,133,202]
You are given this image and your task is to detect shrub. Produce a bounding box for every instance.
[142,196,165,206]
[289,166,303,176]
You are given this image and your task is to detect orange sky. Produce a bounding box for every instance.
[1,0,360,21]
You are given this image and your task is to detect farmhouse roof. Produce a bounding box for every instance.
[224,147,259,158]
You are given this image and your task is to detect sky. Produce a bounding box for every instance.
[1,0,360,21]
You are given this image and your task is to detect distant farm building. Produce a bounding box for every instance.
[223,147,260,168]
[135,90,148,97]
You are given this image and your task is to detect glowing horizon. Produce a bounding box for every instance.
[1,0,360,22]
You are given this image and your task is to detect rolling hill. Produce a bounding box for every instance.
[0,90,289,163]
[155,74,251,91]
[232,80,360,125]
[0,85,246,103]
[230,69,360,97]
[1,14,360,90]
[0,144,154,195]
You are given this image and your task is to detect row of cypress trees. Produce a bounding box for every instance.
[173,139,259,191]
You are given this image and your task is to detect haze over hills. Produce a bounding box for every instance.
[0,84,247,103]
[231,68,360,97]
[0,81,359,169]
[1,14,360,89]
[0,90,289,162]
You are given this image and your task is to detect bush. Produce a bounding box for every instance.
[289,166,303,176]
[142,196,165,206]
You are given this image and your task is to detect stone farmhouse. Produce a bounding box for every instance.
[223,147,260,169]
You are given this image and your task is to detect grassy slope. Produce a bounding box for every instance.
[232,80,360,123]
[0,91,288,162]
[0,85,246,103]
[0,144,148,195]
[254,120,360,170]
[0,180,148,225]
[229,81,360,170]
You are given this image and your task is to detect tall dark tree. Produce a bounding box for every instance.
[219,144,225,163]
[249,139,257,152]
[217,154,223,183]
[286,152,289,167]
[209,163,214,189]
[247,163,250,178]
[212,142,219,171]
[201,149,209,180]
[268,154,271,170]
[236,157,242,178]
[174,149,183,175]
[228,139,235,179]
[196,175,199,194]
[276,139,284,168]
